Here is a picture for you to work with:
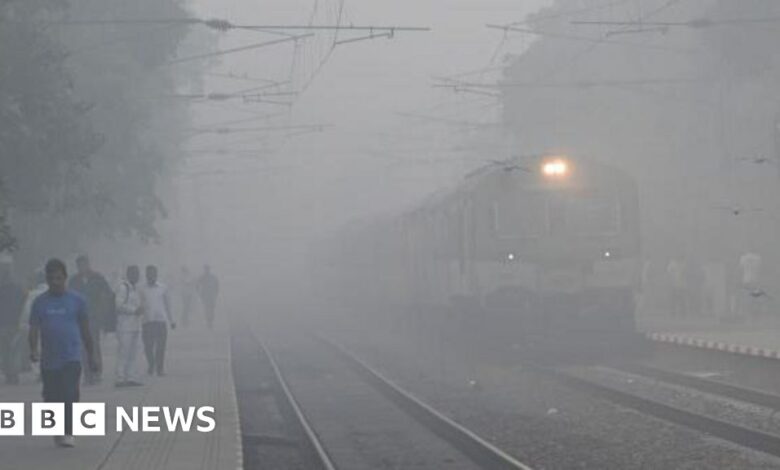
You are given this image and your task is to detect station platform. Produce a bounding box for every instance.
[640,314,780,360]
[0,323,242,470]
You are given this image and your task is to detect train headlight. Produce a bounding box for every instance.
[602,249,619,259]
[507,253,516,261]
[541,158,570,179]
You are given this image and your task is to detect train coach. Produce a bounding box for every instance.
[318,154,642,354]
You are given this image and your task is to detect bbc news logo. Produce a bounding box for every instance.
[0,403,216,436]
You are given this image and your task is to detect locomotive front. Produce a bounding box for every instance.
[471,156,641,349]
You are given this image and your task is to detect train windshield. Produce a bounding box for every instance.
[494,192,547,238]
[494,191,621,238]
[565,191,621,235]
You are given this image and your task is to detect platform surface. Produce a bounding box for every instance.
[640,313,780,359]
[0,322,242,470]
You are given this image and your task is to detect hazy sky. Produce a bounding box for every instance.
[177,0,549,288]
[184,0,548,166]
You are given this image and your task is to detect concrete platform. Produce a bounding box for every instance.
[0,324,242,470]
[646,329,780,360]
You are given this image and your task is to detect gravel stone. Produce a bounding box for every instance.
[337,328,780,469]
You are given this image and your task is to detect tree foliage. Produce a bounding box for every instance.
[0,0,212,266]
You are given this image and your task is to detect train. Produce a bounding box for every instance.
[315,154,642,356]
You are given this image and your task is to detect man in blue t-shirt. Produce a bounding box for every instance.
[28,258,98,448]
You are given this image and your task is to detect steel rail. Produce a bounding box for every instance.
[530,364,780,459]
[232,326,337,470]
[321,338,534,470]
[614,363,780,411]
[257,341,338,470]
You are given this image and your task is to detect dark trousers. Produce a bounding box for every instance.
[41,362,81,436]
[0,328,20,383]
[81,323,102,383]
[181,295,193,328]
[203,301,216,329]
[142,321,168,375]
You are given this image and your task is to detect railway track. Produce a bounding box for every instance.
[318,337,533,470]
[614,362,780,411]
[231,324,533,470]
[231,325,336,470]
[532,362,780,459]
[234,320,780,467]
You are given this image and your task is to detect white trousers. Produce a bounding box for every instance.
[116,330,141,382]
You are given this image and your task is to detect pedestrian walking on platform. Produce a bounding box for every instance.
[114,266,144,387]
[738,250,765,319]
[141,265,175,376]
[197,265,219,329]
[19,270,47,375]
[69,255,113,384]
[667,257,688,317]
[179,266,196,328]
[29,258,98,448]
[0,258,25,384]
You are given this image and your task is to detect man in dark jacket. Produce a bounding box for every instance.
[69,254,113,384]
[0,259,25,384]
[196,265,219,329]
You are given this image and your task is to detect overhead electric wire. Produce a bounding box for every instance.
[232,81,291,95]
[572,17,780,28]
[46,17,427,32]
[395,112,500,128]
[486,24,694,53]
[190,113,285,130]
[243,24,429,31]
[167,34,312,65]
[451,77,708,89]
[186,149,271,156]
[189,124,330,136]
[292,0,344,96]
[194,100,290,118]
[433,65,506,82]
[431,84,501,98]
[203,72,281,84]
[539,0,688,79]
[166,88,295,103]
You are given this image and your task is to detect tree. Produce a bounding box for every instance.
[1,0,215,269]
[0,1,100,263]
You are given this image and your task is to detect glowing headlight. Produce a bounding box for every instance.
[507,253,516,261]
[542,158,569,178]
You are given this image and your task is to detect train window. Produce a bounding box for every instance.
[493,193,547,238]
[565,192,620,235]
[548,197,567,235]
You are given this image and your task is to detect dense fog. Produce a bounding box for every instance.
[3,0,780,335]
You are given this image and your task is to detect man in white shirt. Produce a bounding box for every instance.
[740,251,762,289]
[141,265,175,376]
[115,266,144,387]
[738,251,764,318]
